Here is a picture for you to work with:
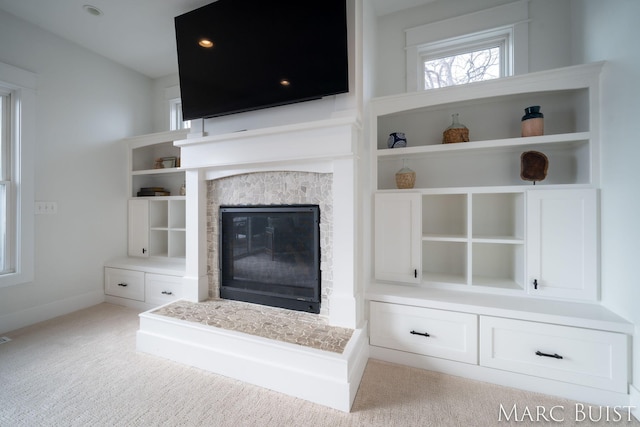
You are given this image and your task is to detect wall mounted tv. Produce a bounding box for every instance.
[175,0,349,120]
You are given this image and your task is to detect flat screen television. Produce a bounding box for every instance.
[174,0,349,120]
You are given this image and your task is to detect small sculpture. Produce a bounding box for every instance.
[521,151,548,184]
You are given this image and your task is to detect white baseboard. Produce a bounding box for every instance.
[0,290,105,334]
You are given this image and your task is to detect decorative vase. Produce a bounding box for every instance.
[521,106,544,137]
[442,113,469,144]
[395,159,416,189]
[388,132,407,148]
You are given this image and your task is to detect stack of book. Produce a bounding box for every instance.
[137,187,170,197]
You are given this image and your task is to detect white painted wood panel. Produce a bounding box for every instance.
[479,316,627,392]
[526,189,598,300]
[370,301,477,364]
[104,267,145,301]
[374,193,421,283]
[145,273,182,306]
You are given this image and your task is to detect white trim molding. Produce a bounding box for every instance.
[0,61,36,288]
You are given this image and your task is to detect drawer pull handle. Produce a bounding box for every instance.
[161,291,173,295]
[410,330,430,338]
[117,283,128,287]
[534,279,538,290]
[535,351,563,359]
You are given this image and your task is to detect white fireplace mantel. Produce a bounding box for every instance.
[174,115,363,329]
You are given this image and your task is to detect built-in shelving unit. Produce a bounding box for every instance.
[126,129,189,259]
[367,63,633,406]
[371,62,602,298]
[105,129,190,310]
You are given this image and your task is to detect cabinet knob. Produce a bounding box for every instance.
[142,248,147,254]
[533,279,538,290]
[117,283,128,287]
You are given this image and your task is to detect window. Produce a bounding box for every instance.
[420,27,512,90]
[169,98,190,131]
[1,89,11,274]
[405,0,528,92]
[0,61,35,288]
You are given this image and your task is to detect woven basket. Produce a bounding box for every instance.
[395,171,416,189]
[442,128,469,144]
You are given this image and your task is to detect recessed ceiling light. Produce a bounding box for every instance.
[198,39,214,48]
[280,79,291,87]
[83,5,103,17]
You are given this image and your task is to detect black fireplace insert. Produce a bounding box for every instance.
[219,205,321,313]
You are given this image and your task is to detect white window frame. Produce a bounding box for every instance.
[419,26,513,90]
[169,98,190,131]
[1,89,11,274]
[405,0,529,92]
[0,61,36,288]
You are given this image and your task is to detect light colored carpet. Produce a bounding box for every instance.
[0,303,637,427]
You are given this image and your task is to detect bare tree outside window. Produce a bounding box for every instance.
[424,46,501,90]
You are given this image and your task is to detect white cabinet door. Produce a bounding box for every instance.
[526,189,598,300]
[374,193,421,283]
[128,199,149,257]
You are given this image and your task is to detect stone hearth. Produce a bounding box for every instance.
[152,299,353,353]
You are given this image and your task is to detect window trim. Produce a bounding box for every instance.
[419,26,513,90]
[405,0,529,92]
[169,98,190,131]
[0,61,36,288]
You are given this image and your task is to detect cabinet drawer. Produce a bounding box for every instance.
[370,301,478,364]
[479,316,628,392]
[105,268,145,301]
[145,273,182,306]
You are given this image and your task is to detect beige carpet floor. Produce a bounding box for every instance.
[0,303,637,427]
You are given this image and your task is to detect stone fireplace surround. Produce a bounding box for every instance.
[136,116,369,412]
[207,172,333,316]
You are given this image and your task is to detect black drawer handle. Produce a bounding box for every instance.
[536,350,563,359]
[410,330,430,338]
[117,283,128,287]
[161,291,173,295]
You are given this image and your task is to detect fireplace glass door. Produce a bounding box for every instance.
[219,205,321,313]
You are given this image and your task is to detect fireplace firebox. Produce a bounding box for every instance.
[219,205,321,313]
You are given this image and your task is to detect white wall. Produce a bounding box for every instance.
[570,0,640,388]
[0,10,153,333]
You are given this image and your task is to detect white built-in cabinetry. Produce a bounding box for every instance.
[367,62,633,406]
[105,129,189,309]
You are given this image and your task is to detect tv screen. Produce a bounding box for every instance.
[175,0,349,120]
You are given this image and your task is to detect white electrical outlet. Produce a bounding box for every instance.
[35,201,58,215]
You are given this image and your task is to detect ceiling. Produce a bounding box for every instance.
[0,0,434,79]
